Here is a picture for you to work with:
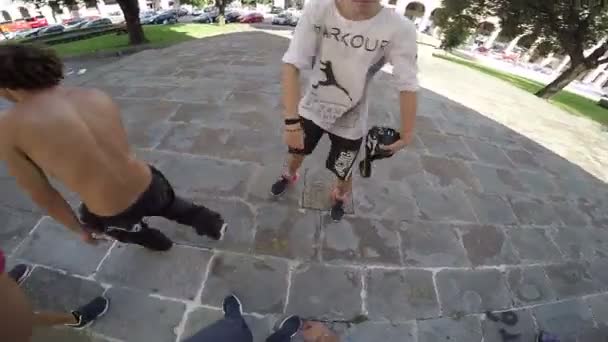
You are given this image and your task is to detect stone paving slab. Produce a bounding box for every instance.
[507,228,563,264]
[0,206,40,255]
[286,264,362,320]
[366,269,439,322]
[322,217,401,266]
[91,287,185,342]
[465,192,518,226]
[96,244,212,300]
[255,204,320,261]
[417,316,483,342]
[345,321,416,342]
[544,262,600,299]
[15,218,112,276]
[420,155,481,191]
[200,253,288,315]
[458,224,519,266]
[436,269,512,316]
[22,267,105,313]
[31,327,110,342]
[532,299,595,341]
[400,221,469,267]
[482,309,537,342]
[414,186,477,223]
[506,266,557,306]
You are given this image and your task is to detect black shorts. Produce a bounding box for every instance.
[288,118,362,180]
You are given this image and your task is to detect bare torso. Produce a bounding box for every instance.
[0,87,151,216]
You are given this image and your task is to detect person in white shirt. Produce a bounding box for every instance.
[270,0,418,221]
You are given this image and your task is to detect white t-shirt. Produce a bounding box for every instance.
[283,0,419,140]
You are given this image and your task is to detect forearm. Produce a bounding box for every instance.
[34,191,82,235]
[399,91,417,141]
[282,63,301,119]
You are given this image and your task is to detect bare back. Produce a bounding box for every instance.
[2,87,151,216]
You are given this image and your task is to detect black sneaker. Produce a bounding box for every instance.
[276,315,302,338]
[330,200,345,222]
[67,296,109,329]
[270,174,298,197]
[191,206,227,241]
[223,294,243,319]
[8,264,31,286]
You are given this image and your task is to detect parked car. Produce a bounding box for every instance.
[239,12,264,23]
[219,11,242,23]
[107,11,125,24]
[25,15,48,28]
[193,13,213,23]
[272,12,292,25]
[14,27,42,39]
[37,24,65,35]
[177,7,189,16]
[270,6,283,14]
[62,16,99,25]
[81,18,113,29]
[142,11,178,25]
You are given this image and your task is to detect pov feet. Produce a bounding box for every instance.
[276,315,302,338]
[67,296,109,329]
[223,294,243,319]
[270,173,299,197]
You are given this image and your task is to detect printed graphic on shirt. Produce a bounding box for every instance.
[312,60,352,102]
[313,25,390,52]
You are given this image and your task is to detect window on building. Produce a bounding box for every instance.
[388,0,397,5]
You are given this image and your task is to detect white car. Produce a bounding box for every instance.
[272,12,292,25]
[107,11,125,24]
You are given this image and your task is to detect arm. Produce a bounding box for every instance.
[4,149,83,235]
[281,2,320,119]
[385,20,419,152]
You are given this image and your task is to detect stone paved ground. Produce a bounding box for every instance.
[3,29,608,342]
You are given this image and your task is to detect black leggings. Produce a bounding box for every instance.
[79,165,220,242]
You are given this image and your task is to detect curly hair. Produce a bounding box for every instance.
[0,44,64,90]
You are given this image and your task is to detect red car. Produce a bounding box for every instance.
[239,13,264,23]
[26,15,48,28]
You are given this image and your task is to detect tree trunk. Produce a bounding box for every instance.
[534,62,590,99]
[117,0,148,45]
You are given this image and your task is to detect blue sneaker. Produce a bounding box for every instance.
[223,294,243,319]
[276,315,302,338]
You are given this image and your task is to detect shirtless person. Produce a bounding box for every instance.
[0,44,226,251]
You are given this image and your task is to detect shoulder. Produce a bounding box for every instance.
[303,0,333,18]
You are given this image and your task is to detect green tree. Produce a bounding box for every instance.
[436,0,608,99]
[24,0,147,45]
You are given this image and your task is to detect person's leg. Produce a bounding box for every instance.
[271,118,324,197]
[79,203,173,251]
[0,273,34,342]
[326,133,362,221]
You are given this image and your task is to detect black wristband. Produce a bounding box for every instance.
[285,118,302,125]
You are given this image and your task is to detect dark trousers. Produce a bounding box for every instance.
[79,165,221,243]
[184,316,293,342]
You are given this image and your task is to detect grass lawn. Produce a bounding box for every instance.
[434,53,608,126]
[53,23,248,57]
